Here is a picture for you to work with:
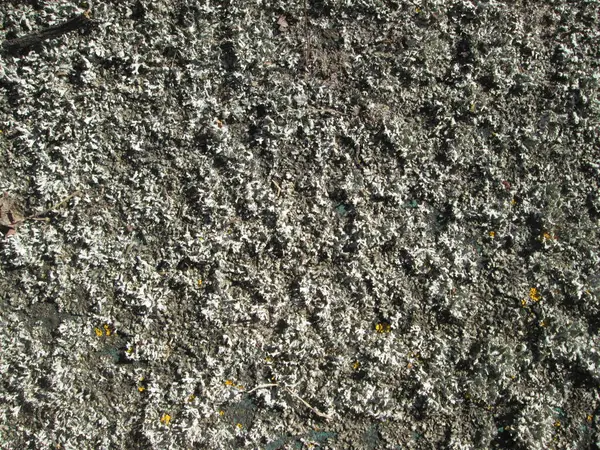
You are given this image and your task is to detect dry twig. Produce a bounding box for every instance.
[2,12,96,54]
[25,190,81,220]
[247,382,333,421]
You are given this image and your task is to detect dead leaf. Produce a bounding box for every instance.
[0,192,24,237]
[277,15,289,32]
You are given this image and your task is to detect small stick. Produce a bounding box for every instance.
[2,12,96,53]
[246,382,333,420]
[303,0,311,77]
[24,190,81,220]
[272,180,282,198]
[283,386,333,420]
[246,383,278,394]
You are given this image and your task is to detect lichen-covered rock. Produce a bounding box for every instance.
[0,0,599,449]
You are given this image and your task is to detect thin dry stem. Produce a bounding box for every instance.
[247,382,333,421]
[25,190,81,220]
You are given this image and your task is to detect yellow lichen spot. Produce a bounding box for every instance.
[511,197,517,206]
[224,380,234,386]
[237,385,244,390]
[219,410,225,416]
[188,394,196,402]
[539,319,548,327]
[103,324,112,336]
[126,346,134,354]
[470,103,476,113]
[529,287,541,302]
[265,356,272,362]
[489,231,495,238]
[542,231,552,241]
[375,322,391,333]
[94,327,103,337]
[554,420,560,427]
[352,361,360,370]
[587,414,593,423]
[521,298,528,307]
[236,423,243,429]
[137,377,146,392]
[415,7,421,13]
[160,413,171,426]
[197,279,202,287]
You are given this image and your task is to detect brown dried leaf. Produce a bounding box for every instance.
[0,192,24,230]
[277,15,289,31]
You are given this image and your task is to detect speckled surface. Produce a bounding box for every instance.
[1,1,599,448]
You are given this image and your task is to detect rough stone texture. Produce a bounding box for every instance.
[0,0,599,448]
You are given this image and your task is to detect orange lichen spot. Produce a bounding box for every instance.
[160,413,171,426]
[224,380,234,386]
[375,322,391,333]
[529,287,541,302]
[137,377,146,393]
